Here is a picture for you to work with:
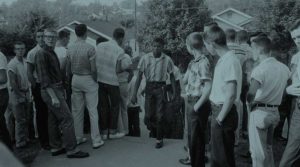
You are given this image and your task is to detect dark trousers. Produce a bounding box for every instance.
[274,95,292,138]
[187,97,210,167]
[127,107,141,137]
[144,82,165,141]
[98,82,120,134]
[32,83,49,147]
[0,88,12,149]
[41,87,77,153]
[210,103,237,167]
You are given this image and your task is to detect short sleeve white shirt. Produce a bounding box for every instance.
[209,51,242,104]
[251,57,290,105]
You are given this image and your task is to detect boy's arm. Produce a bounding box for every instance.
[216,81,237,125]
[131,71,143,104]
[194,80,212,111]
[169,73,177,100]
[0,69,7,85]
[8,71,23,97]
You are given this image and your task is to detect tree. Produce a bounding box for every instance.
[138,0,211,68]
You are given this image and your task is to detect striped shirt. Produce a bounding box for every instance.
[228,42,249,66]
[138,53,174,82]
[96,40,124,86]
[67,39,95,75]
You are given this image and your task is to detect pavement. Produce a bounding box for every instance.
[31,112,194,167]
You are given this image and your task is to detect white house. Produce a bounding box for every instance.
[212,8,253,31]
[57,20,139,56]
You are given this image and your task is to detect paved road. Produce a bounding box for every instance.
[31,136,190,167]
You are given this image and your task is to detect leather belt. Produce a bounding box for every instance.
[254,103,279,108]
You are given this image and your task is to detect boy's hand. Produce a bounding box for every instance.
[131,95,138,104]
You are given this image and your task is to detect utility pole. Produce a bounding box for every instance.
[134,0,137,51]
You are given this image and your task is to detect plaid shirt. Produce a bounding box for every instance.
[184,55,212,97]
[35,45,62,89]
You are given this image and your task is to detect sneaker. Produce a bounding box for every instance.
[77,137,87,145]
[179,157,191,165]
[67,151,89,158]
[93,140,104,149]
[101,134,108,140]
[109,132,125,139]
[51,148,66,156]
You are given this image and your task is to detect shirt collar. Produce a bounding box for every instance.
[192,54,206,62]
[42,44,54,51]
[149,52,166,60]
[259,57,276,65]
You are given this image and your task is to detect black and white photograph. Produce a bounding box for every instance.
[0,0,299,167]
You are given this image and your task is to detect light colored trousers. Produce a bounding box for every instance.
[118,82,129,134]
[280,99,300,167]
[72,75,101,144]
[249,107,279,167]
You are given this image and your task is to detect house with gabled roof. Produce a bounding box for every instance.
[57,20,139,56]
[212,7,253,31]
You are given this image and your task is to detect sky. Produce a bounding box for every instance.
[0,0,147,6]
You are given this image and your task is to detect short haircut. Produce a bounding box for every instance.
[113,28,125,40]
[204,21,218,28]
[124,46,132,55]
[237,30,249,43]
[203,25,227,47]
[186,32,204,50]
[14,41,25,47]
[252,36,272,54]
[290,19,300,32]
[58,30,70,40]
[44,28,57,35]
[153,37,165,45]
[75,24,87,37]
[225,29,236,42]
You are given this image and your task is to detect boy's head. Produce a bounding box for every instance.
[75,24,87,39]
[14,41,26,58]
[290,19,300,49]
[113,28,125,46]
[43,28,57,48]
[186,32,204,56]
[58,30,70,47]
[236,30,249,44]
[152,37,165,56]
[203,25,227,55]
[204,21,218,33]
[36,28,44,46]
[250,35,272,59]
[225,29,236,43]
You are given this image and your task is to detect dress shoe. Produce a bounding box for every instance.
[93,140,104,149]
[42,144,51,150]
[51,148,66,156]
[67,151,89,158]
[155,141,163,149]
[179,157,191,165]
